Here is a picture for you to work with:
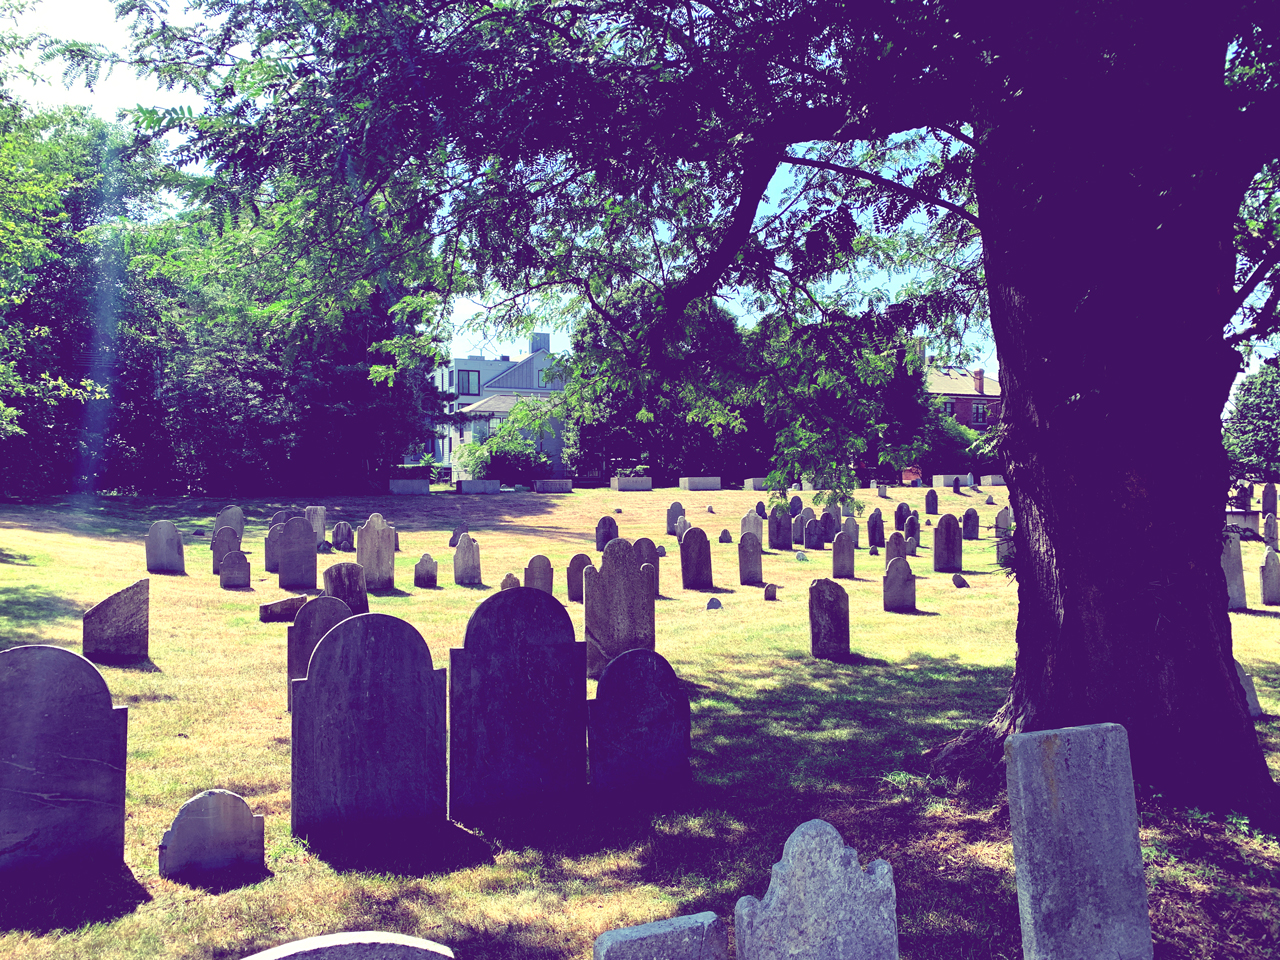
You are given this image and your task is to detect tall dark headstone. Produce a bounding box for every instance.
[809,579,849,660]
[962,507,980,540]
[952,476,961,494]
[279,517,317,591]
[211,526,241,575]
[265,523,283,573]
[144,520,184,574]
[738,531,763,584]
[1264,482,1278,519]
[925,488,938,515]
[904,514,919,546]
[819,512,837,544]
[585,539,657,677]
[448,522,468,548]
[82,578,149,664]
[804,519,825,551]
[287,595,354,711]
[323,561,369,614]
[331,521,355,551]
[894,502,911,531]
[867,509,885,548]
[567,553,592,603]
[788,496,803,518]
[666,502,685,536]
[791,513,806,544]
[755,500,767,519]
[589,650,691,798]
[768,506,793,551]
[595,515,620,551]
[933,514,962,573]
[885,531,907,568]
[679,527,713,589]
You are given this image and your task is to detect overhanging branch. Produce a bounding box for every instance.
[782,154,981,229]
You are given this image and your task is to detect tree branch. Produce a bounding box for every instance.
[1227,242,1280,323]
[781,155,981,228]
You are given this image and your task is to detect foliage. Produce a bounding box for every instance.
[454,422,552,486]
[1224,360,1280,484]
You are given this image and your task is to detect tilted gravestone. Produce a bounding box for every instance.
[739,531,763,584]
[82,578,149,664]
[145,520,184,574]
[1261,546,1280,606]
[866,509,885,548]
[1005,723,1153,960]
[809,578,849,660]
[894,502,910,531]
[211,526,241,575]
[159,789,264,880]
[995,506,1012,538]
[288,595,354,710]
[666,502,685,536]
[454,536,483,586]
[925,488,938,515]
[1264,482,1278,518]
[819,512,837,545]
[962,507,980,540]
[885,531,908,569]
[356,514,396,591]
[567,553,592,603]
[679,527,713,589]
[500,572,520,590]
[589,649,691,798]
[788,495,803,518]
[596,515,620,551]
[259,595,307,622]
[1222,529,1247,610]
[735,819,897,960]
[449,588,586,823]
[524,555,554,594]
[832,532,855,579]
[883,557,916,612]
[213,505,245,545]
[324,561,369,615]
[414,554,438,589]
[768,507,793,551]
[292,614,446,862]
[933,514,962,573]
[448,522,468,548]
[279,517,318,591]
[634,537,661,596]
[0,646,127,873]
[305,505,327,547]
[594,912,726,960]
[586,538,657,677]
[220,550,251,589]
[791,513,806,544]
[265,523,284,573]
[904,514,919,546]
[331,521,355,552]
[953,573,969,588]
[741,510,764,543]
[803,519,824,551]
[841,517,859,548]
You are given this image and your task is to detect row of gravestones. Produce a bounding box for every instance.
[1221,525,1280,609]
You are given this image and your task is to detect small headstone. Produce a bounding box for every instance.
[1235,660,1263,717]
[144,520,185,574]
[1005,724,1153,960]
[904,514,919,546]
[594,912,726,960]
[933,514,962,573]
[656,544,667,557]
[952,477,961,494]
[925,488,938,515]
[764,583,778,600]
[719,529,733,543]
[331,521,355,551]
[893,502,910,531]
[585,538,657,676]
[803,519,824,551]
[768,507,793,551]
[454,532,482,585]
[832,532,855,579]
[414,554,438,589]
[796,551,808,561]
[706,597,722,610]
[1222,529,1247,610]
[791,513,806,544]
[356,514,396,591]
[883,557,916,612]
[808,578,849,660]
[788,496,803,518]
[265,523,283,573]
[613,507,622,514]
[567,553,592,603]
[323,561,369,614]
[680,527,713,589]
[885,531,907,568]
[305,505,327,547]
[705,505,715,513]
[868,546,878,556]
[925,518,932,526]
[82,578,149,664]
[634,537,661,596]
[841,517,859,548]
[877,484,888,499]
[211,525,241,575]
[279,517,317,591]
[739,531,763,584]
[524,555,554,594]
[995,506,1012,538]
[741,510,764,542]
[800,506,817,527]
[213,505,245,544]
[953,574,969,588]
[287,595,354,710]
[735,819,897,960]
[269,510,293,528]
[675,515,692,540]
[500,572,520,590]
[962,507,980,540]
[219,550,251,589]
[666,502,685,536]
[259,595,307,622]
[905,536,917,556]
[159,789,264,880]
[448,522,469,548]
[985,495,996,505]
[1261,546,1280,605]
[755,501,767,519]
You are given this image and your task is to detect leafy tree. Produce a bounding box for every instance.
[1224,360,1280,485]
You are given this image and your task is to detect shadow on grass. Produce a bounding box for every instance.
[0,586,86,651]
[0,858,151,934]
[1235,608,1280,619]
[312,822,495,876]
[369,588,413,598]
[0,548,35,565]
[166,863,274,894]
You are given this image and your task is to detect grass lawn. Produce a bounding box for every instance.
[1,484,1278,959]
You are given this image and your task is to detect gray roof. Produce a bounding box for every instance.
[484,351,565,391]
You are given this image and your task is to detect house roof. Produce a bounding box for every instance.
[484,350,565,391]
[926,367,1002,399]
[458,393,554,415]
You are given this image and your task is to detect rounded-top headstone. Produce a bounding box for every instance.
[953,574,970,588]
[788,496,803,518]
[589,649,691,797]
[214,505,245,543]
[764,583,778,600]
[145,520,185,574]
[706,597,721,610]
[755,501,767,519]
[500,572,520,590]
[159,789,264,879]
[719,529,732,543]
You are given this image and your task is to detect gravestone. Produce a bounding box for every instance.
[356,514,396,591]
[213,505,245,544]
[735,819,897,960]
[293,614,446,861]
[824,501,843,525]
[1266,513,1278,550]
[279,517,318,591]
[1264,482,1278,518]
[741,510,764,542]
[739,531,763,584]
[265,523,283,573]
[500,573,520,590]
[796,551,808,561]
[953,573,969,588]
[596,515,620,551]
[995,506,1012,538]
[788,496,803,517]
[877,484,888,498]
[145,520,185,574]
[567,553,592,603]
[220,550,251,589]
[925,488,938,515]
[585,538,657,677]
[706,505,715,513]
[305,505,327,547]
[841,518,859,548]
[324,562,369,614]
[832,532,855,579]
[883,557,916,612]
[894,502,910,531]
[985,494,995,505]
[1261,547,1280,605]
[414,554,438,589]
[800,506,817,527]
[259,595,307,622]
[211,526,241,574]
[764,583,778,600]
[706,597,721,609]
[905,537,917,556]
[634,538,661,596]
[808,578,849,660]
[331,521,355,551]
[449,588,586,822]
[594,912,726,960]
[159,789,264,880]
[756,500,767,519]
[1005,723,1153,960]
[933,514,962,573]
[1222,529,1247,610]
[656,544,666,556]
[867,509,885,548]
[903,515,919,546]
[819,512,837,544]
[589,649,691,797]
[791,513,806,544]
[445,535,479,586]
[962,507,980,540]
[1236,660,1263,717]
[804,519,824,551]
[524,555,554,594]
[680,527,713,589]
[0,645,127,873]
[287,595,354,710]
[675,516,692,540]
[884,532,907,569]
[719,529,733,543]
[952,477,961,494]
[448,522,468,548]
[82,578,149,664]
[768,507,793,550]
[269,509,294,528]
[666,502,685,536]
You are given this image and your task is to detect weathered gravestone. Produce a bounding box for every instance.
[885,531,907,569]
[293,614,446,862]
[0,646,127,873]
[819,512,837,544]
[265,523,283,573]
[596,515,620,551]
[1263,482,1279,518]
[883,557,916,612]
[953,573,969,588]
[735,819,898,960]
[1235,660,1263,717]
[331,521,355,551]
[756,500,768,519]
[586,538,657,677]
[159,789,264,880]
[905,536,918,556]
[414,554,438,589]
[995,506,1012,538]
[925,488,938,515]
[259,595,307,623]
[788,496,803,518]
[449,588,586,822]
[962,507,980,540]
[1265,513,1279,550]
[269,509,296,529]
[1262,546,1280,606]
[903,514,919,547]
[832,532,855,579]
[211,526,241,575]
[220,550,251,589]
[213,505,245,545]
[356,514,396,591]
[741,510,764,543]
[666,502,685,536]
[791,513,806,544]
[985,494,995,505]
[1005,723,1153,960]
[800,506,817,528]
[706,597,722,610]
[893,502,910,531]
[305,506,327,547]
[634,537,661,596]
[877,484,888,499]
[241,932,456,960]
[288,595,354,710]
[719,529,733,544]
[841,517,859,548]
[589,649,691,798]
[279,517,317,591]
[145,520,185,574]
[524,555,554,594]
[803,519,824,551]
[933,514,962,573]
[866,509,885,548]
[567,553,592,603]
[768,507,793,551]
[448,522,468,548]
[1222,529,1247,610]
[83,578,149,664]
[809,578,849,660]
[324,562,369,615]
[739,531,763,584]
[594,912,726,960]
[500,573,520,590]
[763,583,778,600]
[680,527,713,589]
[675,515,692,540]
[952,477,961,494]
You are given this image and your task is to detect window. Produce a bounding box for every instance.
[448,368,454,388]
[459,370,480,395]
[973,403,987,424]
[943,400,955,416]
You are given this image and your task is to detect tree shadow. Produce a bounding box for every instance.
[0,548,36,565]
[368,588,412,598]
[0,859,151,934]
[0,586,87,652]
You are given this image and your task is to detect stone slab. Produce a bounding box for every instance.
[594,913,726,960]
[259,595,308,623]
[456,479,500,494]
[610,477,652,491]
[536,479,574,492]
[390,478,433,494]
[678,477,721,491]
[82,578,149,663]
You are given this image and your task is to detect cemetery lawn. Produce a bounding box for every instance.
[1,486,1278,960]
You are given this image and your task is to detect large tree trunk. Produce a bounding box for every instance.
[929,8,1278,818]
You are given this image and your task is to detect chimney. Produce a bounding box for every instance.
[529,332,551,354]
[973,368,984,395]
